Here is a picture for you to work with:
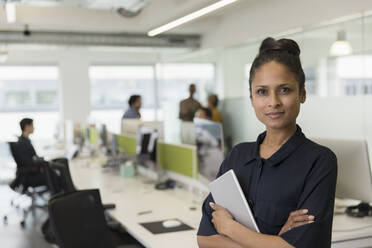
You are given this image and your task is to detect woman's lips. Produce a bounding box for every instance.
[266,112,284,119]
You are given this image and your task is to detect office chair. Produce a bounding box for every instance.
[50,158,76,191]
[44,158,115,209]
[48,189,142,248]
[40,158,76,196]
[4,142,48,227]
[40,158,118,244]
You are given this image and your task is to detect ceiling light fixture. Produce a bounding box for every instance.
[5,2,16,23]
[330,30,353,57]
[148,0,239,37]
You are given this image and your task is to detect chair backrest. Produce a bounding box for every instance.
[41,160,59,195]
[8,141,22,170]
[48,189,115,248]
[38,158,76,195]
[50,159,77,193]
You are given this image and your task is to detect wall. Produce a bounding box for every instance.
[203,0,372,49]
[221,96,372,160]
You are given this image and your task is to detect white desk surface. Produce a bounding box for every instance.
[332,214,372,247]
[69,157,372,248]
[70,158,202,248]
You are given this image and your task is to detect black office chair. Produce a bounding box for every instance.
[50,158,76,192]
[4,141,48,227]
[48,189,142,248]
[39,158,120,244]
[40,158,76,196]
[43,158,115,209]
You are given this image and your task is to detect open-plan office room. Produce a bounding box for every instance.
[2,0,372,247]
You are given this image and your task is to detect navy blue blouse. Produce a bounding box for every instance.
[197,125,337,248]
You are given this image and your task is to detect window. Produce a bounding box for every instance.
[333,55,372,96]
[5,91,31,107]
[0,66,59,111]
[156,63,215,107]
[36,91,58,105]
[0,66,60,143]
[89,65,156,132]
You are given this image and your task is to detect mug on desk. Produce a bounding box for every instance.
[120,161,135,178]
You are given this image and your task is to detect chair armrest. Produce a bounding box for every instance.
[103,203,116,210]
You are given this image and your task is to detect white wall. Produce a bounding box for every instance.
[221,96,372,160]
[216,48,246,99]
[203,0,372,49]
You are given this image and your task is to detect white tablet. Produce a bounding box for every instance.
[209,169,260,233]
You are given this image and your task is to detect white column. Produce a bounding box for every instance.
[58,51,91,124]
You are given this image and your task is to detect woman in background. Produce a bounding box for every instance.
[207,94,222,123]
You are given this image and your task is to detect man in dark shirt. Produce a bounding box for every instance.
[122,95,142,119]
[16,118,47,187]
[179,84,202,122]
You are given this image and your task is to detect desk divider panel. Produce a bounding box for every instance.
[117,134,137,155]
[157,142,198,179]
[89,127,99,145]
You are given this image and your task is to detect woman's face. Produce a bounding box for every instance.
[250,61,306,131]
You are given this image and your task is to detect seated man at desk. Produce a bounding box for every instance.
[15,118,48,187]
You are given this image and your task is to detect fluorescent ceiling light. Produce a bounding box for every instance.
[5,2,16,23]
[148,0,239,37]
[330,30,353,57]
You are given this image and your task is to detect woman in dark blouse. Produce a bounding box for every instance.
[197,37,337,248]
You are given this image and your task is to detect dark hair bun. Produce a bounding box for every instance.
[259,37,301,56]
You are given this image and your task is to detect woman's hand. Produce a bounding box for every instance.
[278,209,314,235]
[210,202,235,236]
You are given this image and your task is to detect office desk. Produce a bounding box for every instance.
[69,157,372,248]
[332,214,372,247]
[69,158,202,248]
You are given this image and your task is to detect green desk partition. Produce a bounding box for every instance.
[117,135,137,155]
[89,127,99,145]
[157,142,198,179]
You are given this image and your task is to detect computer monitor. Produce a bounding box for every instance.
[311,138,372,216]
[122,120,164,140]
[122,119,142,136]
[142,121,164,140]
[194,118,224,182]
[180,121,196,145]
[111,134,118,156]
[136,126,158,172]
[99,124,108,148]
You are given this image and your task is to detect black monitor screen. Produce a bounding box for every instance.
[137,126,158,171]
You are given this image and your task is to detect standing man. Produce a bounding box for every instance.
[122,95,142,119]
[179,84,202,122]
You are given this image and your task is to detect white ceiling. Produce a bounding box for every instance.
[1,0,372,50]
[0,0,250,34]
[1,0,151,11]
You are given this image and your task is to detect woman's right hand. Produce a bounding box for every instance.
[278,209,314,235]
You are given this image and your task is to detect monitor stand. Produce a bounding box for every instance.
[346,202,372,217]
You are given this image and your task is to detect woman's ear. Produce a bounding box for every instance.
[300,89,306,103]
